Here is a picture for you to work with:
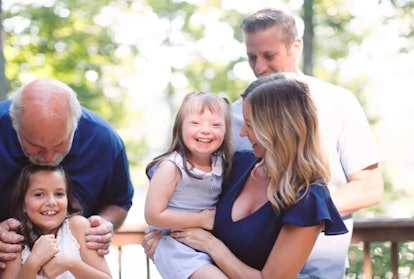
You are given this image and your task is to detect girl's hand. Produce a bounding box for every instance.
[30,234,59,268]
[38,254,71,278]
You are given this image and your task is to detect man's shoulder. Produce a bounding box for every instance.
[76,107,124,148]
[304,75,353,96]
[80,106,110,124]
[0,101,14,139]
[79,107,118,135]
[303,75,360,109]
[0,100,11,118]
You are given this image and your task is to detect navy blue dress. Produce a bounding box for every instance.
[213,152,348,270]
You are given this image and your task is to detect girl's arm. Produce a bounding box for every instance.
[174,223,322,279]
[67,215,112,279]
[41,215,112,279]
[145,160,215,230]
[1,234,59,279]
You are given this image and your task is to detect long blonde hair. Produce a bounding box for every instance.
[242,73,329,210]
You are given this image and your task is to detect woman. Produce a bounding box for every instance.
[143,73,347,279]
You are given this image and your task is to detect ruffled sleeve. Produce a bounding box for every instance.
[282,184,348,235]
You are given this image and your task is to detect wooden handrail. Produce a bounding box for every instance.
[111,218,414,278]
[112,223,148,279]
[112,223,147,245]
[351,217,414,279]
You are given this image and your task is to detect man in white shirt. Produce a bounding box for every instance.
[232,8,383,278]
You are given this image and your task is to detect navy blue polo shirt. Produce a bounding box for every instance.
[0,100,134,221]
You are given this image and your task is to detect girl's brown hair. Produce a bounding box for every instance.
[11,164,82,249]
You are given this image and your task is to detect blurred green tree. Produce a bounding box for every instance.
[2,0,414,276]
[1,0,147,172]
[0,0,7,100]
[2,0,138,126]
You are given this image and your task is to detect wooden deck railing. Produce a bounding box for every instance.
[111,218,414,279]
[351,217,414,279]
[111,223,148,279]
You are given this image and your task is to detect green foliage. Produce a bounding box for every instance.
[383,0,414,53]
[180,59,248,101]
[141,0,251,103]
[3,0,135,126]
[311,2,360,84]
[347,242,414,278]
[2,0,414,276]
[347,243,364,278]
[2,0,147,185]
[313,1,360,57]
[399,242,414,277]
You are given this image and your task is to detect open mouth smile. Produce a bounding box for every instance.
[41,210,59,216]
[197,138,213,143]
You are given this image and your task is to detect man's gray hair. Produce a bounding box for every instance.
[9,80,82,132]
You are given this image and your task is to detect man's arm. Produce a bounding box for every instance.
[0,218,24,269]
[98,205,128,231]
[85,205,128,256]
[331,164,384,217]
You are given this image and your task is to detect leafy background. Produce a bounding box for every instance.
[1,0,414,277]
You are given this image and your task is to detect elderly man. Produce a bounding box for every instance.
[0,78,134,268]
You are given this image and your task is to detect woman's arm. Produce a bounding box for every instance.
[174,223,321,279]
[260,224,321,278]
[40,216,112,279]
[145,160,215,230]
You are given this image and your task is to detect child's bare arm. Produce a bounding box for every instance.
[40,215,112,279]
[145,160,215,230]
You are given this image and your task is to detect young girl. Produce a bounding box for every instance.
[0,164,112,279]
[144,91,233,279]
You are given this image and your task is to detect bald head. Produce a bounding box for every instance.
[10,79,82,165]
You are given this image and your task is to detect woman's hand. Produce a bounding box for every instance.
[141,229,162,260]
[171,228,214,252]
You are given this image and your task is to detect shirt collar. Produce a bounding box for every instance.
[173,151,224,177]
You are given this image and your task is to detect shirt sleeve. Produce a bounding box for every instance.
[101,142,134,211]
[338,91,381,174]
[282,185,348,235]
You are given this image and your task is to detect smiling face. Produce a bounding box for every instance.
[244,25,302,78]
[23,169,68,235]
[182,108,226,162]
